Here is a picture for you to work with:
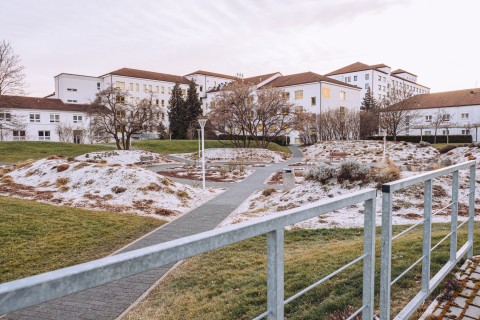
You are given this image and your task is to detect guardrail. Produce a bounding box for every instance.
[0,188,377,319]
[379,160,476,319]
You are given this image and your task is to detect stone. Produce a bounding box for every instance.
[465,305,480,319]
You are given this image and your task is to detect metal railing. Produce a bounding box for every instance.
[379,160,476,319]
[0,188,377,319]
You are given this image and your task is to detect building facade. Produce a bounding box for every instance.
[0,96,91,143]
[391,88,480,141]
[326,62,430,101]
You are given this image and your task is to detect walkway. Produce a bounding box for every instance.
[6,146,303,320]
[420,257,480,319]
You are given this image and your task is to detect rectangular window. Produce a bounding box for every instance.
[97,83,101,90]
[116,96,125,103]
[149,85,152,92]
[67,88,77,92]
[425,115,432,122]
[311,97,316,106]
[294,90,303,100]
[0,112,12,122]
[129,83,133,91]
[443,114,450,121]
[365,74,369,80]
[73,115,83,123]
[181,89,187,96]
[130,97,134,104]
[161,86,165,94]
[383,77,386,82]
[442,129,450,135]
[156,99,159,106]
[378,75,381,81]
[13,130,26,141]
[294,106,304,113]
[345,76,351,82]
[462,129,471,135]
[67,100,78,103]
[378,85,382,91]
[136,83,139,92]
[339,106,346,118]
[282,92,290,100]
[38,131,51,141]
[30,113,40,122]
[425,130,432,135]
[365,84,369,89]
[339,91,346,100]
[353,76,357,81]
[161,100,165,107]
[115,81,125,90]
[156,86,159,93]
[143,84,147,93]
[322,88,330,98]
[49,114,60,123]
[200,86,203,92]
[461,113,469,119]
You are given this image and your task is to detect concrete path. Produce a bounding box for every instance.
[6,146,303,320]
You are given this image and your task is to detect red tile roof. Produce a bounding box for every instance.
[0,95,90,112]
[326,61,393,76]
[391,69,417,77]
[206,72,281,93]
[104,68,192,85]
[185,70,238,80]
[263,72,361,89]
[390,88,480,110]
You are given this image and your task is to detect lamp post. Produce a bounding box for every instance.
[198,117,208,190]
[197,129,201,163]
[382,129,387,162]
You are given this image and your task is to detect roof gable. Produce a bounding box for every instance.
[390,88,480,110]
[0,95,90,112]
[105,68,192,85]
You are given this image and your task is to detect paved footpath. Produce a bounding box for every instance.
[6,146,303,320]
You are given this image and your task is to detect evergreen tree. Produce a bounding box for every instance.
[360,87,377,111]
[184,81,203,129]
[168,83,187,139]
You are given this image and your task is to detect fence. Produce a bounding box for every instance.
[0,188,377,319]
[380,160,476,319]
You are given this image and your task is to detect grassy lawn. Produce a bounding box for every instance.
[0,196,165,283]
[431,143,468,151]
[0,141,115,163]
[133,139,292,154]
[125,223,479,320]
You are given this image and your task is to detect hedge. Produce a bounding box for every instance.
[366,135,472,143]
[217,134,291,146]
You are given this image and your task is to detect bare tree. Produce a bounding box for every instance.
[319,108,360,141]
[88,86,163,150]
[0,40,27,96]
[0,109,26,141]
[431,109,449,144]
[378,84,421,141]
[55,123,74,142]
[294,112,317,145]
[209,82,295,148]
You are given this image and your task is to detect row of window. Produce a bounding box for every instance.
[345,74,369,83]
[288,89,346,102]
[425,113,469,122]
[27,113,83,123]
[115,81,187,95]
[421,129,470,135]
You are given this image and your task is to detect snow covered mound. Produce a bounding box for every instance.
[438,145,479,165]
[203,148,288,163]
[75,150,173,165]
[302,140,438,167]
[0,158,221,220]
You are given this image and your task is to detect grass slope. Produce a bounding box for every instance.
[0,196,164,283]
[133,140,292,154]
[125,224,479,320]
[0,141,115,163]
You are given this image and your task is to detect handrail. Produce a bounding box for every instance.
[0,188,377,320]
[380,160,476,319]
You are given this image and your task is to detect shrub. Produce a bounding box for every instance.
[176,190,191,199]
[111,186,127,194]
[56,164,70,172]
[15,159,36,169]
[67,157,76,162]
[55,177,69,187]
[262,188,276,197]
[73,162,90,170]
[337,161,370,183]
[373,160,401,188]
[439,145,458,154]
[367,135,472,143]
[417,141,430,148]
[439,158,453,167]
[304,164,337,184]
[473,142,480,148]
[155,208,177,216]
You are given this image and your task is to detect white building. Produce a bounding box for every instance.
[0,95,91,143]
[205,71,362,144]
[392,88,480,141]
[326,62,430,101]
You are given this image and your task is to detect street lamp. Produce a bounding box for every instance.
[198,117,208,190]
[381,129,387,162]
[196,129,201,163]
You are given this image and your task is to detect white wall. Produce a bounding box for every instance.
[1,108,91,143]
[54,74,102,104]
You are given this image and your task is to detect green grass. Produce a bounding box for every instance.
[0,196,165,283]
[132,139,291,154]
[125,224,479,320]
[0,141,115,163]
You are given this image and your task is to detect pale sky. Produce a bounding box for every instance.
[2,0,479,97]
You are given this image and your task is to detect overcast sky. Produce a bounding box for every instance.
[2,0,479,96]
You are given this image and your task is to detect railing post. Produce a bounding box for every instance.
[267,229,284,320]
[363,197,376,320]
[380,185,393,319]
[468,164,476,258]
[450,171,459,261]
[422,179,432,292]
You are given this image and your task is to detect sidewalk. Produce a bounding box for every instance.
[6,146,303,320]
